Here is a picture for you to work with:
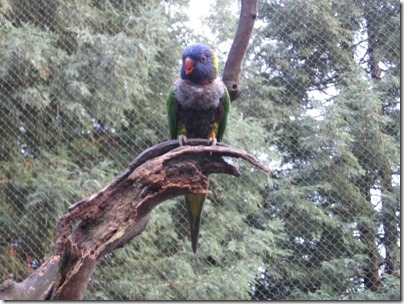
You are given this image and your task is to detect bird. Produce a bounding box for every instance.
[166,44,230,253]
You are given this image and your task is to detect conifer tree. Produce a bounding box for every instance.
[240,0,400,300]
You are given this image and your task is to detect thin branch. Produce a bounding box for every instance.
[222,0,257,101]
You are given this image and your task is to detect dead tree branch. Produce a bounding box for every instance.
[0,140,269,300]
[222,0,257,101]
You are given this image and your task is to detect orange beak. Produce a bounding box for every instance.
[184,57,194,75]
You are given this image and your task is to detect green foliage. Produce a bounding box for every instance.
[0,0,183,287]
[351,275,401,300]
[204,0,239,45]
[243,0,400,300]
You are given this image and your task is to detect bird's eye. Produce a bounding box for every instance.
[201,56,207,62]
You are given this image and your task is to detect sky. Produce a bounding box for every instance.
[186,0,215,37]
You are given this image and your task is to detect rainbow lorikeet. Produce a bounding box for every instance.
[166,44,230,253]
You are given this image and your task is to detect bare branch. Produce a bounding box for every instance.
[222,0,257,101]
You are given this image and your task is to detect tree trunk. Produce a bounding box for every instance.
[358,175,382,292]
[365,0,399,279]
[381,180,399,276]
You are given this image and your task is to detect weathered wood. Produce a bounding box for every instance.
[0,140,269,300]
[0,254,60,300]
[51,140,269,299]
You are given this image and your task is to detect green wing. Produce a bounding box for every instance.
[217,87,230,142]
[166,88,177,140]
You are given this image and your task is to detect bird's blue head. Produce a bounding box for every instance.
[180,44,218,84]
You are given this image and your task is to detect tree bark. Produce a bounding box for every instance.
[0,255,60,300]
[222,0,257,101]
[0,140,269,300]
[358,175,382,293]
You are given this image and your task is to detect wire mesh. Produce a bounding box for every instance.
[0,0,400,300]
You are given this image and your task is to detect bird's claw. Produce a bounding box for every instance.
[178,135,188,146]
[208,138,217,146]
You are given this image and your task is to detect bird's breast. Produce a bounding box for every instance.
[173,78,225,110]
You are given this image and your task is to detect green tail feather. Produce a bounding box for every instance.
[185,193,206,253]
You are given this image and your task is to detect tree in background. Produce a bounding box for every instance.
[0,0,400,300]
[237,0,400,300]
[1,0,184,290]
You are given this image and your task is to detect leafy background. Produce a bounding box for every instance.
[0,0,400,300]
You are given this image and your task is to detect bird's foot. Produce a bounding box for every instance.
[178,135,188,146]
[208,137,217,146]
